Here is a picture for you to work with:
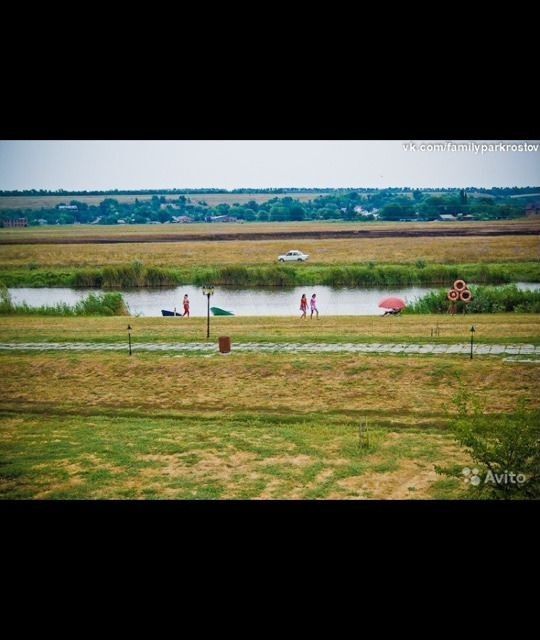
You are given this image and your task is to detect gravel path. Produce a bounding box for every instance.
[0,341,538,357]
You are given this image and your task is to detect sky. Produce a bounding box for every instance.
[0,140,538,190]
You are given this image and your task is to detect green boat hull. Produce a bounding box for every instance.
[210,306,235,316]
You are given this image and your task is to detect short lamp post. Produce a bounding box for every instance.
[470,325,475,359]
[127,324,132,356]
[202,285,215,339]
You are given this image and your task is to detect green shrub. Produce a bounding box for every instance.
[437,389,540,499]
[408,284,540,314]
[0,282,14,313]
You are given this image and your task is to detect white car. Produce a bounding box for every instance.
[278,250,309,262]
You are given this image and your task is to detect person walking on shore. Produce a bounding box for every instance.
[182,294,190,318]
[310,293,319,319]
[300,293,308,319]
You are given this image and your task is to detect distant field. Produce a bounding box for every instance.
[0,191,342,210]
[1,235,537,268]
[1,219,538,244]
[0,221,385,240]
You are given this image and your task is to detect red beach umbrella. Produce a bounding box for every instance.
[378,297,406,310]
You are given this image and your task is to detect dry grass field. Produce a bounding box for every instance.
[0,235,537,268]
[2,351,538,420]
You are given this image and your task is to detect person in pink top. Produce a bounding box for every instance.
[300,293,308,319]
[310,293,319,319]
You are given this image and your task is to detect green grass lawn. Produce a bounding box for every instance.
[1,312,538,500]
[1,314,539,345]
[1,343,539,499]
[0,411,472,500]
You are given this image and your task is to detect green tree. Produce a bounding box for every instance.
[269,206,288,222]
[319,207,337,220]
[100,198,119,210]
[379,204,405,220]
[289,205,305,221]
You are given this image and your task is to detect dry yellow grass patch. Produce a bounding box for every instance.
[139,450,259,481]
[329,435,469,499]
[332,463,437,499]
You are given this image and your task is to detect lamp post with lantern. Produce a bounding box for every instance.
[202,285,215,339]
[127,324,132,356]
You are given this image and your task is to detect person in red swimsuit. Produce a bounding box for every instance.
[182,294,190,317]
[300,293,308,319]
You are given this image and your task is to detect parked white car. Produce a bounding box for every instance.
[278,250,309,262]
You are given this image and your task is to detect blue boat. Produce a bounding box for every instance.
[161,309,182,316]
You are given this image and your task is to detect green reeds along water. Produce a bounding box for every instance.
[0,286,128,316]
[408,284,540,314]
[0,261,539,288]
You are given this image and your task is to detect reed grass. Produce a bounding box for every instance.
[1,261,539,288]
[0,286,128,316]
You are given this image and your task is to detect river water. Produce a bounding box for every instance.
[8,283,540,317]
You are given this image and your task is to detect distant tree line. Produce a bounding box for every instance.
[0,188,536,226]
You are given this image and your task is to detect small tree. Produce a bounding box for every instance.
[437,387,540,499]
